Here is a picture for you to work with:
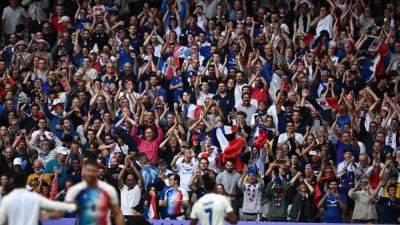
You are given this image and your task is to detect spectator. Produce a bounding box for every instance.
[288,180,316,222]
[349,178,379,223]
[171,148,198,196]
[21,0,49,22]
[238,166,264,221]
[318,180,348,223]
[159,173,189,220]
[1,0,28,37]
[118,155,143,219]
[26,159,51,192]
[377,182,400,224]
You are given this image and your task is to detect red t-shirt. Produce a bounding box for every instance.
[51,16,66,31]
[251,87,268,103]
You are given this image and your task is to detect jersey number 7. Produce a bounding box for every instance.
[204,207,213,225]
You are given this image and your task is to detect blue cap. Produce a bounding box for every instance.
[247,166,257,176]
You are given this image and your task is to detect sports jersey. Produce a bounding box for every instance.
[65,180,119,225]
[164,186,189,219]
[175,157,198,192]
[323,193,347,223]
[190,193,233,225]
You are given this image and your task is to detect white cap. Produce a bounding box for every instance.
[36,39,49,45]
[300,0,310,6]
[52,98,64,106]
[13,158,22,166]
[56,146,69,155]
[58,16,70,23]
[328,41,337,48]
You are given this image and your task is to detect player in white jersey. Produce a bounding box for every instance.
[190,173,237,225]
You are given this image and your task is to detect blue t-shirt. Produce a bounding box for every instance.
[170,76,184,103]
[44,159,67,188]
[117,50,134,72]
[324,193,347,223]
[377,197,400,224]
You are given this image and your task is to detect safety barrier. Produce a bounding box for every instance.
[43,218,364,225]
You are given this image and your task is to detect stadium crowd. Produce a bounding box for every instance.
[0,0,400,223]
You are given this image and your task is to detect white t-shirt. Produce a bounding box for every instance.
[190,193,233,225]
[175,157,198,192]
[2,6,28,34]
[278,132,304,146]
[197,91,214,106]
[120,184,141,216]
[235,104,258,125]
[316,14,333,37]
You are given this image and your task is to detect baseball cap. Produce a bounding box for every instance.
[58,16,70,23]
[56,146,69,155]
[381,106,389,112]
[15,40,27,46]
[13,158,22,166]
[36,39,48,45]
[300,0,310,6]
[158,159,168,165]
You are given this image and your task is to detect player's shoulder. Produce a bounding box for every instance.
[198,193,228,203]
[98,180,118,196]
[98,180,117,192]
[66,181,88,197]
[68,181,88,192]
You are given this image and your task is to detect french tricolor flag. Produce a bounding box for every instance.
[369,38,389,78]
[148,195,158,219]
[184,104,203,119]
[212,125,245,171]
[214,125,239,150]
[253,124,269,149]
[317,97,339,110]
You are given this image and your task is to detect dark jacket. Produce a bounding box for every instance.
[288,192,316,222]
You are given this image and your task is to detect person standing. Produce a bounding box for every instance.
[377,182,400,224]
[348,178,378,223]
[318,180,348,223]
[65,158,125,225]
[0,172,76,225]
[160,173,190,220]
[118,155,143,220]
[216,159,241,214]
[190,173,237,225]
[1,0,28,37]
[238,167,264,221]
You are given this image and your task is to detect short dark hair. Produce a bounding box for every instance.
[12,172,27,188]
[172,173,180,185]
[387,184,397,192]
[202,173,216,192]
[225,158,235,165]
[83,158,99,168]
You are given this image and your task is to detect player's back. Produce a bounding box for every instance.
[191,193,233,225]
